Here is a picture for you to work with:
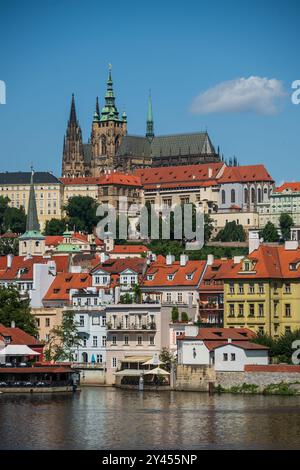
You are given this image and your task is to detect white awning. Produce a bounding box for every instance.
[0,345,40,356]
[143,367,170,376]
[114,369,143,376]
[142,354,164,366]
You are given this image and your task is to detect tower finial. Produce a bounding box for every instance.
[146,89,154,141]
[69,93,77,124]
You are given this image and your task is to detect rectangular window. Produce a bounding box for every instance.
[285,283,291,294]
[249,283,255,294]
[112,336,117,345]
[258,304,264,317]
[102,336,106,347]
[101,316,106,327]
[229,282,234,294]
[285,326,291,334]
[258,283,264,294]
[112,357,117,368]
[238,283,244,294]
[166,293,172,302]
[45,318,50,327]
[93,336,98,347]
[96,354,102,363]
[249,304,255,317]
[36,318,40,327]
[285,304,291,317]
[124,335,129,345]
[149,336,155,345]
[223,353,228,361]
[79,315,84,327]
[238,304,244,317]
[231,353,236,361]
[137,336,142,345]
[177,292,183,303]
[229,304,235,317]
[92,316,100,325]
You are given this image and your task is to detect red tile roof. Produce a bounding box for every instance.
[45,235,63,247]
[216,245,300,280]
[274,182,300,193]
[205,340,269,351]
[43,272,92,301]
[135,163,223,189]
[199,259,233,291]
[0,324,43,347]
[143,259,206,288]
[92,257,147,275]
[112,245,148,254]
[218,165,273,183]
[0,255,69,281]
[60,172,142,187]
[179,327,255,341]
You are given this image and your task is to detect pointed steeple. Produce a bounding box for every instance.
[26,168,40,232]
[146,90,154,141]
[69,93,77,125]
[93,96,100,121]
[100,63,120,122]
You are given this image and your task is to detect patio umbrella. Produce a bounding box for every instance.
[142,354,164,366]
[143,367,170,376]
[91,354,96,363]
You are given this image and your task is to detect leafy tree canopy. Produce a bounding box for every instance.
[44,218,67,236]
[260,221,279,243]
[45,310,81,362]
[214,221,246,242]
[64,196,99,233]
[279,213,294,241]
[0,286,38,336]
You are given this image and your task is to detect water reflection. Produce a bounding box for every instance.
[0,388,300,449]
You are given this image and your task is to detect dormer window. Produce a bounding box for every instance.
[186,273,193,280]
[244,262,250,271]
[167,274,174,281]
[147,274,154,281]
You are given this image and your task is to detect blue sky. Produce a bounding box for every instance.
[0,0,299,184]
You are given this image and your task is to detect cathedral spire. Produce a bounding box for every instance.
[100,63,120,121]
[93,96,100,121]
[26,168,40,232]
[69,93,77,125]
[146,90,154,141]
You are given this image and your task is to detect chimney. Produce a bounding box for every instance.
[7,253,13,269]
[184,325,198,337]
[166,254,175,265]
[208,167,212,178]
[100,252,109,263]
[248,229,261,254]
[207,254,214,266]
[227,338,232,343]
[11,321,15,328]
[233,256,244,264]
[285,240,298,251]
[180,254,189,266]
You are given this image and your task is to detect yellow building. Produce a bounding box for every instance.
[0,171,63,231]
[218,243,300,337]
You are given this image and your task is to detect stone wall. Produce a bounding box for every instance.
[216,371,300,391]
[175,365,216,391]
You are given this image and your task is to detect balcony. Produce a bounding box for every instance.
[107,322,156,331]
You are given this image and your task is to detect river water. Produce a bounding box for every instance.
[0,387,300,449]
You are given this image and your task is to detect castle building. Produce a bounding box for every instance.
[61,66,220,178]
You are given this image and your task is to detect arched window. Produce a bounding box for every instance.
[221,190,226,204]
[231,189,235,204]
[101,136,107,155]
[244,188,248,204]
[257,188,262,203]
[251,187,255,204]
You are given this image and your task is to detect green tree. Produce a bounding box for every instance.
[3,206,26,234]
[44,218,67,235]
[132,284,142,303]
[159,347,175,371]
[214,221,246,242]
[0,196,10,233]
[120,293,132,304]
[0,286,38,336]
[260,221,279,243]
[181,311,189,322]
[252,329,300,364]
[204,213,214,243]
[279,213,294,241]
[0,237,19,255]
[64,196,99,233]
[171,306,179,322]
[46,310,81,362]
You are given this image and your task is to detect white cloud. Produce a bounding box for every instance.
[190,76,285,115]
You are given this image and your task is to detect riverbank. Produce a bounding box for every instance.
[1,387,300,449]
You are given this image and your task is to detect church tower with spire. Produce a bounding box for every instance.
[146,91,154,142]
[90,64,127,175]
[19,169,45,257]
[62,94,85,177]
